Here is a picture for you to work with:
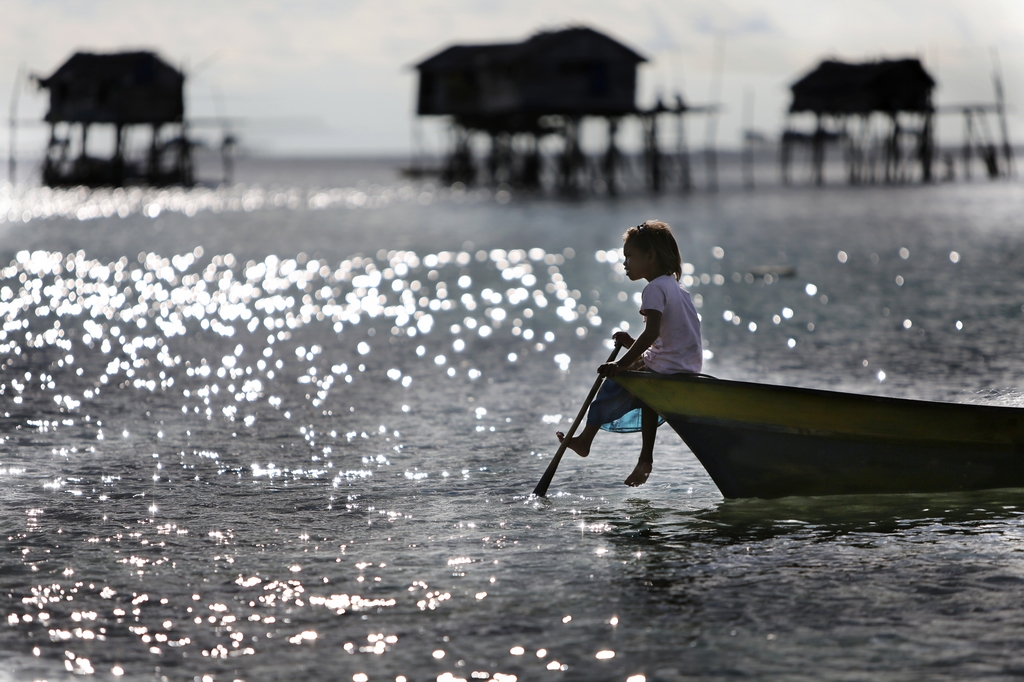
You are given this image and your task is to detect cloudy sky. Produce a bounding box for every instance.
[2,0,1022,156]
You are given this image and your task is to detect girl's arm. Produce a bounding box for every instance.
[599,310,661,377]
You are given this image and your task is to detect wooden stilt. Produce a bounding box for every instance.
[919,112,934,183]
[742,89,755,190]
[603,117,619,196]
[812,113,825,186]
[559,117,583,194]
[643,112,661,193]
[962,110,974,181]
[676,96,691,192]
[780,119,792,186]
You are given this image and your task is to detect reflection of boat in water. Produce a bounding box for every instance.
[614,372,1024,499]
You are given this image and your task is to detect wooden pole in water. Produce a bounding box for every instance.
[645,111,661,193]
[8,65,22,185]
[992,48,1015,177]
[963,109,973,181]
[920,111,934,183]
[603,117,619,196]
[703,34,725,192]
[676,95,691,192]
[812,113,825,186]
[742,88,754,190]
[532,343,621,498]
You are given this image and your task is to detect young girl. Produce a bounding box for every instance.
[557,220,702,486]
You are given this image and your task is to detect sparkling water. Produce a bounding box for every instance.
[3,160,1024,680]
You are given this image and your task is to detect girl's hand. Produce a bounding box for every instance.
[612,331,634,348]
[598,362,621,378]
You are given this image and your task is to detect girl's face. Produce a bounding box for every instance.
[622,241,658,282]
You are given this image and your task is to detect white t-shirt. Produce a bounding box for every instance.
[639,274,702,374]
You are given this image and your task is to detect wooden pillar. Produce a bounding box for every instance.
[780,129,792,186]
[640,113,660,193]
[812,113,825,186]
[884,113,898,183]
[74,122,90,185]
[178,122,193,186]
[444,124,475,186]
[845,115,859,185]
[496,132,512,185]
[847,116,858,185]
[742,134,754,190]
[893,114,903,182]
[148,124,160,183]
[42,123,57,186]
[113,123,125,186]
[742,89,754,190]
[975,111,1000,178]
[676,101,691,192]
[919,112,934,183]
[962,110,973,181]
[994,65,1015,176]
[559,118,582,194]
[221,131,236,186]
[7,67,19,186]
[860,114,872,184]
[521,133,540,190]
[487,132,499,185]
[603,117,619,196]
[867,117,877,184]
[703,130,717,192]
[983,142,999,179]
[486,131,513,185]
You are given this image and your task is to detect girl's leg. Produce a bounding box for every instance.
[561,379,633,457]
[557,425,600,457]
[625,404,658,486]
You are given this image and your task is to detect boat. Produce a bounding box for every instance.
[613,371,1024,499]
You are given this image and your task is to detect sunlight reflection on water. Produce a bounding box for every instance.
[4,172,1024,679]
[0,242,608,416]
[0,180,496,226]
[0,239,622,680]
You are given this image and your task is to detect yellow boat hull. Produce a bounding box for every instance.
[613,372,1024,499]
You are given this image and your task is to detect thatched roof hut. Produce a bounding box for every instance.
[35,51,184,124]
[789,59,935,115]
[415,27,646,130]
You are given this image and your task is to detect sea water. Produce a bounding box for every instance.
[3,159,1024,680]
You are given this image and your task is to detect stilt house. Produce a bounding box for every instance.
[414,27,646,188]
[34,51,192,187]
[789,59,935,115]
[782,58,936,185]
[416,26,645,128]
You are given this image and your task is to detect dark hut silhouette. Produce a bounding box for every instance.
[34,51,193,187]
[782,58,937,185]
[414,27,650,191]
[417,27,644,124]
[790,59,935,115]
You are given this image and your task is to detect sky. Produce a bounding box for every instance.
[2,0,1023,157]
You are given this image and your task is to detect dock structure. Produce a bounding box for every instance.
[34,51,192,187]
[938,97,1015,180]
[782,59,936,186]
[413,27,717,194]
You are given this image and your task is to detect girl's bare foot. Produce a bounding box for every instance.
[624,459,652,487]
[556,431,591,457]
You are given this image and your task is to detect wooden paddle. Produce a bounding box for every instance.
[532,342,622,497]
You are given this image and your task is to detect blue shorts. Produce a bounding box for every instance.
[586,378,665,433]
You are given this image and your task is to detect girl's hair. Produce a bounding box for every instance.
[623,220,682,280]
